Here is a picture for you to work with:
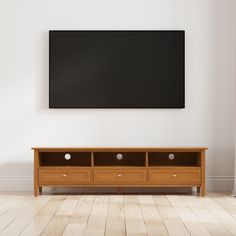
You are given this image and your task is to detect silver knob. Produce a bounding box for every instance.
[116,153,123,160]
[117,174,122,177]
[62,174,67,177]
[168,153,175,160]
[172,174,177,177]
[65,153,71,160]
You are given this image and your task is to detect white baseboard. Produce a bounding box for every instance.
[0,176,33,192]
[206,176,234,192]
[0,176,234,192]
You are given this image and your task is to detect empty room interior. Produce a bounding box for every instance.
[0,0,236,235]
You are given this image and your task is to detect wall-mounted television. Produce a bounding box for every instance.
[49,30,185,108]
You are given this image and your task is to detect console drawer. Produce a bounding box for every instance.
[149,167,201,184]
[39,168,92,184]
[94,168,146,183]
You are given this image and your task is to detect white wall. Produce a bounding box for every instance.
[0,0,236,191]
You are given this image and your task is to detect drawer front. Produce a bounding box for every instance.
[149,168,201,184]
[94,168,146,183]
[39,168,92,184]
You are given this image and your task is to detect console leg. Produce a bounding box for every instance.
[197,186,205,196]
[200,186,205,197]
[39,187,42,195]
[197,186,200,195]
[34,185,39,197]
[34,150,40,197]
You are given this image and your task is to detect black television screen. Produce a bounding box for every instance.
[49,30,185,108]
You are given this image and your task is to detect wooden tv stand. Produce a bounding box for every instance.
[32,147,207,196]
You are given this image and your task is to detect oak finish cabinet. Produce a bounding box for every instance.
[32,147,207,196]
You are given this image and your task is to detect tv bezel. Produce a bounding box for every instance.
[49,30,185,109]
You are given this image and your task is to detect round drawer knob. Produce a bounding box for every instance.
[116,153,123,160]
[65,153,71,160]
[117,174,122,177]
[168,153,175,160]
[62,174,67,177]
[172,174,177,177]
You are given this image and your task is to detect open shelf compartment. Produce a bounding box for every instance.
[94,152,146,166]
[39,152,92,167]
[148,152,201,167]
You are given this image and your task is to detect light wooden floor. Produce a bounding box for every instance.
[0,192,236,235]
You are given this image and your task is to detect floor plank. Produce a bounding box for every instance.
[164,219,190,236]
[83,195,109,236]
[173,206,211,236]
[124,195,147,236]
[182,195,232,236]
[41,196,79,236]
[0,196,33,232]
[20,196,66,236]
[63,195,94,236]
[0,196,51,236]
[105,195,125,236]
[0,192,236,236]
[139,195,168,235]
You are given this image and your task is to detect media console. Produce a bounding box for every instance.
[32,147,207,196]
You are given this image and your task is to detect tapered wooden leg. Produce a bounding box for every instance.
[34,184,39,197]
[200,186,205,197]
[39,187,42,195]
[197,186,200,194]
[34,150,39,197]
[200,150,206,197]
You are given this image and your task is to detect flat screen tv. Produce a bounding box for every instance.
[49,30,185,108]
